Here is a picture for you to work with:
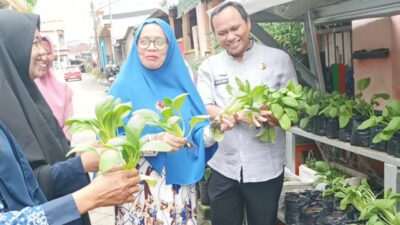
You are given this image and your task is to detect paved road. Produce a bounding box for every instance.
[65,72,115,225]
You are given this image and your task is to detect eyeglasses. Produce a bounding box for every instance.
[137,37,168,50]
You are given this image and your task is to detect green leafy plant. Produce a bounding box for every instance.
[319,92,354,128]
[354,77,390,120]
[312,161,348,187]
[259,80,304,142]
[210,78,266,142]
[299,88,323,129]
[372,101,400,144]
[335,179,376,213]
[65,96,173,186]
[359,188,400,225]
[134,93,209,147]
[65,96,132,144]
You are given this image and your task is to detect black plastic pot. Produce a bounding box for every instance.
[300,201,324,224]
[369,124,387,152]
[351,116,370,147]
[387,132,400,158]
[320,196,337,215]
[285,192,310,225]
[344,205,360,221]
[299,113,314,132]
[313,115,327,136]
[199,180,210,205]
[326,118,339,139]
[339,119,353,142]
[317,210,347,225]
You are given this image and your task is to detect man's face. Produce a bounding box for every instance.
[29,30,47,79]
[212,6,251,59]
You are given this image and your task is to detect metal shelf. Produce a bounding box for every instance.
[285,126,400,192]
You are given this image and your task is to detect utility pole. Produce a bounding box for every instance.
[90,0,104,77]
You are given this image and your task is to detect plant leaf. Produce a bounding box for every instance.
[282,96,299,108]
[66,144,98,157]
[141,140,172,152]
[189,115,209,130]
[271,103,284,119]
[357,77,371,93]
[160,107,174,119]
[278,113,291,131]
[99,150,123,174]
[126,115,146,142]
[133,109,160,122]
[173,93,189,112]
[284,108,299,124]
[300,117,310,129]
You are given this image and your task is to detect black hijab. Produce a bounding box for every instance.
[0,10,70,199]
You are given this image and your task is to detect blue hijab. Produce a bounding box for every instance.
[108,18,216,185]
[0,121,47,210]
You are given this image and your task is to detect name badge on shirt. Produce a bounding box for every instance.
[214,75,229,86]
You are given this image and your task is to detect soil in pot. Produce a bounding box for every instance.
[326,117,339,139]
[321,196,338,215]
[284,192,310,225]
[339,119,353,142]
[350,116,370,147]
[313,115,326,136]
[387,132,400,157]
[369,124,387,152]
[300,201,324,224]
[317,210,347,225]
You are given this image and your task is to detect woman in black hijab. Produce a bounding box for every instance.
[0,9,100,223]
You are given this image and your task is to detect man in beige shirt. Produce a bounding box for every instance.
[197,2,297,225]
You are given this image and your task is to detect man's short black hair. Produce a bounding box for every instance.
[210,1,249,33]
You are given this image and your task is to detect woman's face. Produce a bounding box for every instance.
[41,40,53,69]
[29,30,47,79]
[137,24,168,70]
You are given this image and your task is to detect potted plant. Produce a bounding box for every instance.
[371,101,400,156]
[319,92,348,139]
[351,77,390,147]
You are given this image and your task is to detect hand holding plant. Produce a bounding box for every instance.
[64,96,173,186]
[133,93,209,149]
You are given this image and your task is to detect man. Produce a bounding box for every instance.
[197,2,297,225]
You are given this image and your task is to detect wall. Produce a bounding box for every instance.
[352,18,395,104]
[391,15,400,100]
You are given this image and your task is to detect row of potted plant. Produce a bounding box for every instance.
[299,77,400,157]
[215,77,399,157]
[288,160,400,225]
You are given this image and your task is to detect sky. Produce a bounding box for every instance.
[34,0,164,43]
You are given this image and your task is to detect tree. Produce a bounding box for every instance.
[259,22,304,59]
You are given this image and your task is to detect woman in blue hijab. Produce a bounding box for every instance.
[108,18,217,224]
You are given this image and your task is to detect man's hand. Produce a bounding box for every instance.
[218,114,237,132]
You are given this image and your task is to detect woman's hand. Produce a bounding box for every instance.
[153,132,186,151]
[72,167,141,214]
[80,141,107,172]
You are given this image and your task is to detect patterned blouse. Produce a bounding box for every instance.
[0,193,49,225]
